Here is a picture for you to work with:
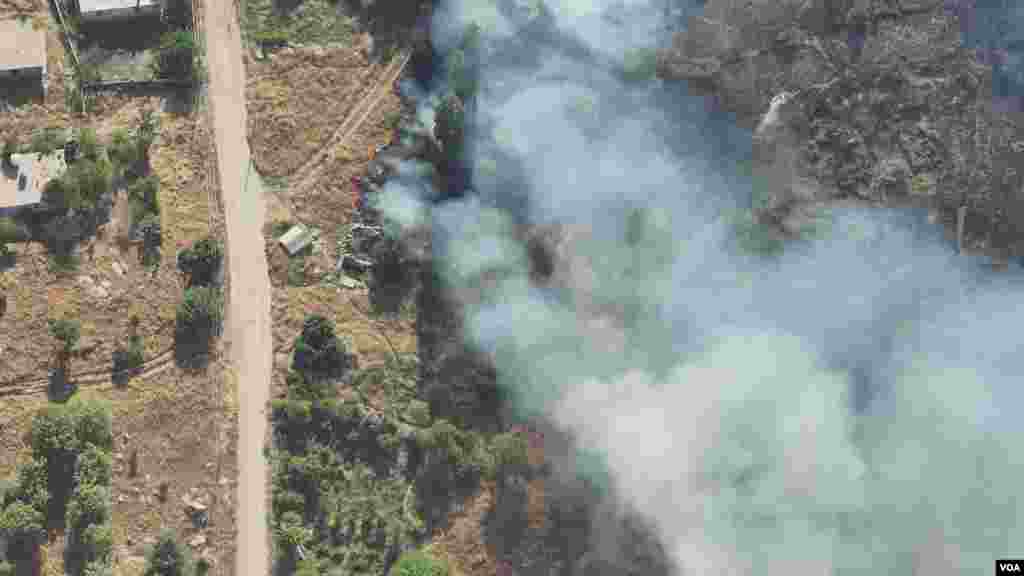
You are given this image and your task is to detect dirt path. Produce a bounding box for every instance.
[200,1,273,575]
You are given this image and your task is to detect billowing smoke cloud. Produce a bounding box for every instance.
[383,0,1024,573]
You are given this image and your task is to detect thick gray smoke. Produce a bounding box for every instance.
[380,0,1024,573]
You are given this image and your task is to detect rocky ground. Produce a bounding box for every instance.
[658,0,1024,260]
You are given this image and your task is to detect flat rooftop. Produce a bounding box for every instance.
[0,19,47,73]
[0,151,67,209]
[79,0,160,13]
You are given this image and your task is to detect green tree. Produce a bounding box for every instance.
[144,530,189,576]
[65,484,110,538]
[9,458,50,513]
[0,500,46,567]
[176,237,222,288]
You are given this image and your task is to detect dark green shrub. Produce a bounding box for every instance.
[48,317,81,355]
[144,530,189,576]
[389,549,449,576]
[73,445,113,488]
[177,237,222,288]
[175,285,223,349]
[291,314,352,381]
[129,176,161,222]
[154,31,195,80]
[29,127,65,156]
[0,218,23,244]
[1,136,17,169]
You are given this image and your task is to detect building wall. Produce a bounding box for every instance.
[80,4,160,21]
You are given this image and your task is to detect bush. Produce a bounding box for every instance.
[138,214,162,267]
[389,549,449,576]
[144,530,189,576]
[126,333,145,368]
[29,127,65,156]
[177,237,222,287]
[254,29,289,47]
[175,285,223,347]
[292,315,352,381]
[73,445,113,488]
[129,176,161,222]
[65,484,110,537]
[0,217,23,244]
[154,30,195,80]
[49,317,81,355]
[76,127,101,162]
[2,136,17,169]
[107,128,138,173]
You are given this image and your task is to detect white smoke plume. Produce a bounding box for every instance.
[381,0,1024,573]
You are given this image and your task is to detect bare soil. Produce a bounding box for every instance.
[202,0,274,572]
[245,45,386,178]
[0,0,42,18]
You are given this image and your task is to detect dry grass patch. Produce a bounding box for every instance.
[269,282,416,392]
[245,45,383,178]
[287,88,403,238]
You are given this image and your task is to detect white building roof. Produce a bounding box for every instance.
[79,0,160,14]
[0,19,47,73]
[0,150,67,209]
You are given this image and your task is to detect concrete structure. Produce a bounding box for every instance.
[76,0,162,21]
[277,224,313,256]
[0,19,48,96]
[0,150,68,217]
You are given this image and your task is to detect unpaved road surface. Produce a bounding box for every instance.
[201,1,272,574]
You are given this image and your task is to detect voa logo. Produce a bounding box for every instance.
[997,560,1023,574]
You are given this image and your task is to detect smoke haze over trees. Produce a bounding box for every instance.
[378,0,1024,574]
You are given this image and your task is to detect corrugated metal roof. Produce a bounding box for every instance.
[0,19,47,72]
[79,0,160,14]
[0,151,67,209]
[278,224,313,256]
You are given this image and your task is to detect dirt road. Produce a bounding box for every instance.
[201,1,272,574]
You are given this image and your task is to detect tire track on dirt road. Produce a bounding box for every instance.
[270,51,411,218]
[202,0,273,574]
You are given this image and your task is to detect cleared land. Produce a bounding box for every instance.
[0,365,237,576]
